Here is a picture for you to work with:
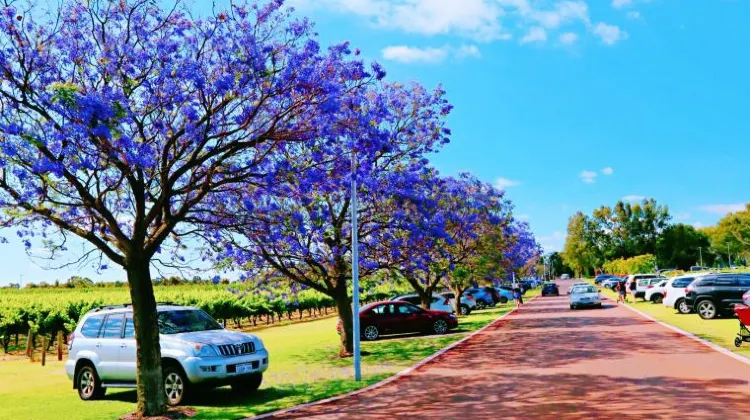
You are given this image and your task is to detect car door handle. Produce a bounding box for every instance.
[120,343,127,348]
[95,342,102,348]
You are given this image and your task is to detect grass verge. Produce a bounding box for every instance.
[593,282,750,359]
[0,291,536,420]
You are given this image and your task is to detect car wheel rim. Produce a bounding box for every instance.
[698,302,714,318]
[679,301,688,313]
[434,320,448,334]
[164,373,184,403]
[460,307,468,315]
[80,371,94,397]
[364,326,378,340]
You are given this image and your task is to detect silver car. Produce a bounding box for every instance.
[65,304,269,406]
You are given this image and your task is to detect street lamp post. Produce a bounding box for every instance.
[350,152,361,382]
[698,247,703,268]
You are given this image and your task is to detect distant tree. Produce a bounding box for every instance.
[547,252,573,277]
[590,199,671,259]
[562,212,600,276]
[707,204,750,265]
[656,224,712,270]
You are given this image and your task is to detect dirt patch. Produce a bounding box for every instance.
[119,407,196,420]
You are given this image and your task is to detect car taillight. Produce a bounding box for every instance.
[685,288,691,294]
[444,298,451,305]
[467,296,475,301]
[647,285,654,289]
[663,290,667,298]
[68,332,75,350]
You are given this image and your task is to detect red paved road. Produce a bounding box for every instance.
[259,279,750,419]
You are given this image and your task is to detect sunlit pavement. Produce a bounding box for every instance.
[255,279,750,419]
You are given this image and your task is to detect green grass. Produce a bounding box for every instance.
[0,296,527,420]
[593,282,750,359]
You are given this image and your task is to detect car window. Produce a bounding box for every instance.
[715,277,739,287]
[673,278,694,288]
[157,310,223,335]
[123,317,135,339]
[696,278,716,287]
[739,277,750,287]
[102,314,125,339]
[80,315,105,338]
[397,303,422,314]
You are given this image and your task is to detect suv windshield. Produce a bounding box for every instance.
[157,309,223,334]
[571,286,595,294]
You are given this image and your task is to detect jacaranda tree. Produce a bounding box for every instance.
[212,82,452,355]
[0,0,375,414]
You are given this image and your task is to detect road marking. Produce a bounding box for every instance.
[248,295,539,420]
[602,295,750,366]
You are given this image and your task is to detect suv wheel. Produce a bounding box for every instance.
[163,366,189,406]
[676,299,691,314]
[696,300,718,320]
[76,365,106,401]
[650,294,663,304]
[499,296,508,304]
[231,373,263,394]
[459,304,471,316]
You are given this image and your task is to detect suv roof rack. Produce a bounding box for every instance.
[88,302,179,313]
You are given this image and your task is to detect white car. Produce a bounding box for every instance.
[569,284,602,310]
[644,279,669,303]
[663,274,704,314]
[567,281,590,294]
[626,274,666,300]
[393,293,455,313]
[66,304,269,406]
[561,274,570,280]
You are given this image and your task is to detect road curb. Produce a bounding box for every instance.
[602,295,750,366]
[247,295,538,420]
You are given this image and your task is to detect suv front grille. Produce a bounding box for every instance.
[217,342,255,357]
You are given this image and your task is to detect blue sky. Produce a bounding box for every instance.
[1,0,749,285]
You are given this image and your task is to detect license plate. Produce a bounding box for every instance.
[235,363,254,374]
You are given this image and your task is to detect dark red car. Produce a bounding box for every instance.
[339,301,458,341]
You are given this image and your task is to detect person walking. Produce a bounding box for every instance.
[513,286,522,308]
[628,276,637,302]
[616,280,626,304]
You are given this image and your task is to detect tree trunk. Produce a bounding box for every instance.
[126,258,166,417]
[451,285,468,315]
[333,282,353,355]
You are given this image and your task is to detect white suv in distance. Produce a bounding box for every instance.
[66,304,269,406]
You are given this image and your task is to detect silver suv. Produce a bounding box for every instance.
[65,303,269,406]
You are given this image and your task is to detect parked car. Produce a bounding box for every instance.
[393,293,454,313]
[560,274,570,280]
[594,274,616,285]
[66,304,269,406]
[441,292,476,315]
[662,275,702,314]
[602,277,624,290]
[690,266,710,272]
[684,273,750,319]
[463,287,507,308]
[626,274,666,300]
[569,284,602,310]
[350,301,458,341]
[541,282,560,296]
[644,279,669,303]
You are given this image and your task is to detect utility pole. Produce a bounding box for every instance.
[698,247,703,268]
[728,245,732,267]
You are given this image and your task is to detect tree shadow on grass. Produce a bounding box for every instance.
[104,375,392,420]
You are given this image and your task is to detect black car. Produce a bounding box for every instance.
[684,273,750,319]
[541,282,560,296]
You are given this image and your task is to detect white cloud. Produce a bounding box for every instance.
[593,22,628,45]
[294,0,631,48]
[676,212,691,221]
[456,44,482,59]
[622,195,646,201]
[381,45,448,63]
[601,167,614,175]
[692,221,705,229]
[495,177,522,189]
[611,0,632,8]
[626,11,642,20]
[517,213,531,221]
[699,204,746,215]
[559,32,579,45]
[580,170,598,184]
[520,27,547,44]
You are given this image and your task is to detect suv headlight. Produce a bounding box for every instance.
[193,344,218,357]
